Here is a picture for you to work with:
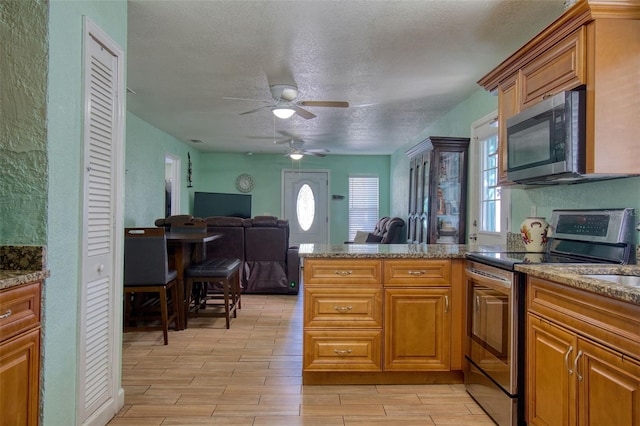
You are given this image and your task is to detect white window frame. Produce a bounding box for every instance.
[348,175,379,241]
[469,111,509,246]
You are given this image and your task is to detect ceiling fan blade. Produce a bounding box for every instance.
[221,96,271,103]
[273,138,291,144]
[291,105,316,120]
[303,151,327,157]
[299,101,349,108]
[304,148,330,153]
[277,130,303,140]
[239,105,271,115]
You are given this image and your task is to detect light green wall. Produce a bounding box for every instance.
[511,177,640,229]
[198,153,391,244]
[0,0,48,244]
[46,1,127,425]
[125,112,197,226]
[390,89,498,219]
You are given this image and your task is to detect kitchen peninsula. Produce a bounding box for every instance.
[298,243,470,385]
[298,243,640,390]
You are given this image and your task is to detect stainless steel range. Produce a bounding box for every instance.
[463,208,636,426]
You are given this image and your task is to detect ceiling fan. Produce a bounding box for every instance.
[278,138,330,160]
[223,84,349,120]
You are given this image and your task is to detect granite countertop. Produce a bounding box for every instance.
[0,245,49,291]
[298,243,474,259]
[0,270,50,290]
[516,264,640,305]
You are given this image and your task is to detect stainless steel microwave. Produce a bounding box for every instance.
[506,89,586,184]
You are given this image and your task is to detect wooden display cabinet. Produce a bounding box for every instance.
[406,137,469,244]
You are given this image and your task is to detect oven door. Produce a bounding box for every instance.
[465,261,517,395]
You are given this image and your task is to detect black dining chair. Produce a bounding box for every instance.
[123,227,179,345]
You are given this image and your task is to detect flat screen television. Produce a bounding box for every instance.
[193,192,252,219]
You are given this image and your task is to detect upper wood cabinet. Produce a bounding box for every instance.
[479,1,640,183]
[520,26,586,109]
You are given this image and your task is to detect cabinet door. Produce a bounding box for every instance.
[527,314,577,426]
[577,339,640,426]
[497,74,518,185]
[520,27,586,109]
[384,288,450,371]
[0,328,40,426]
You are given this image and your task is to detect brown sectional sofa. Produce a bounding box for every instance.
[155,215,300,295]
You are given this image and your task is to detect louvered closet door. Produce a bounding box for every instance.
[79,18,124,425]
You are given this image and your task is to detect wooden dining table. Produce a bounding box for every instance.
[166,230,221,329]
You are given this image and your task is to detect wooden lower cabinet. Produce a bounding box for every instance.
[384,288,450,371]
[527,276,640,426]
[303,258,459,384]
[0,328,40,426]
[0,281,42,426]
[527,314,577,425]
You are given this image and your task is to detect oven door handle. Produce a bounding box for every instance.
[465,267,513,293]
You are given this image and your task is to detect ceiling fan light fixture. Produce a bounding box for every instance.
[289,153,304,160]
[272,106,296,119]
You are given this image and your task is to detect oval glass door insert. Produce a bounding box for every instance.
[296,184,315,231]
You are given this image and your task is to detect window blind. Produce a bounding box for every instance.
[348,175,379,240]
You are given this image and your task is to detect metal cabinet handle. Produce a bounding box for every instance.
[574,350,584,381]
[475,296,480,312]
[564,345,574,375]
[334,349,352,356]
[408,270,425,275]
[0,309,12,320]
[335,270,353,276]
[542,93,554,100]
[445,295,449,313]
[334,306,353,313]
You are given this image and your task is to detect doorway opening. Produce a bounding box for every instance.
[164,154,181,216]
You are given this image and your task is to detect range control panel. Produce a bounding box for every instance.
[550,208,636,245]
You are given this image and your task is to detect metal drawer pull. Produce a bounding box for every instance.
[335,270,353,276]
[0,309,12,319]
[334,349,352,356]
[445,295,449,313]
[408,270,425,275]
[564,346,574,375]
[574,350,584,381]
[334,305,353,313]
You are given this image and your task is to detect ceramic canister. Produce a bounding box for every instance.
[520,217,549,252]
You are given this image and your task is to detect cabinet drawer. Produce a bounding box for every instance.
[0,281,41,343]
[304,259,381,286]
[527,276,640,361]
[304,288,382,328]
[304,330,382,371]
[520,27,586,108]
[383,259,450,286]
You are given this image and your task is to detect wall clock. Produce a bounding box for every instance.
[235,173,255,193]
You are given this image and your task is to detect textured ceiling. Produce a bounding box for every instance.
[126,0,566,156]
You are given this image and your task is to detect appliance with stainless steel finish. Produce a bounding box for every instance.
[464,208,636,426]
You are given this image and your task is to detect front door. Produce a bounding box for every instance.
[282,170,329,246]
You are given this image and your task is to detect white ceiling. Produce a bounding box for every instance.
[126,0,566,156]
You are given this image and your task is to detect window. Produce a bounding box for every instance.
[348,175,379,240]
[479,134,501,233]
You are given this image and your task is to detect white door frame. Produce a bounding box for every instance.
[78,17,125,426]
[469,110,509,246]
[281,169,330,245]
[164,153,181,215]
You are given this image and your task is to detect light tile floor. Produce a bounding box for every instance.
[110,290,495,425]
